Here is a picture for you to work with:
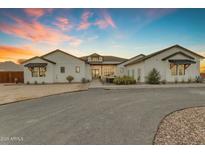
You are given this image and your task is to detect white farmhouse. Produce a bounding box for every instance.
[123,45,204,82]
[23,49,91,84]
[22,45,204,84]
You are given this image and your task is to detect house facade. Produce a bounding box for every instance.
[22,45,204,84]
[23,49,91,83]
[81,53,127,79]
[123,45,204,82]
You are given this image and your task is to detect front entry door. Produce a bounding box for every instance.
[92,69,99,78]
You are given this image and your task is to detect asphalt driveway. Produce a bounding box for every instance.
[0,87,205,144]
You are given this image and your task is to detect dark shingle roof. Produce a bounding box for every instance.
[81,54,127,64]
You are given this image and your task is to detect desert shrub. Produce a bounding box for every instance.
[26,81,30,85]
[66,75,74,83]
[188,78,192,83]
[161,80,166,84]
[34,81,38,85]
[113,76,136,85]
[81,78,89,83]
[195,76,203,83]
[174,78,178,84]
[146,68,161,84]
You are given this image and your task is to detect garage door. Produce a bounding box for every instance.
[0,72,24,83]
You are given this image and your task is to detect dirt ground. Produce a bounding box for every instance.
[0,83,88,105]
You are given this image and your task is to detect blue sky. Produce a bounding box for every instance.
[0,8,205,68]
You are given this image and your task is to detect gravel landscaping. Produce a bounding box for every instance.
[154,107,205,145]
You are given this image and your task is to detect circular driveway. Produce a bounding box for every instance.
[0,87,205,144]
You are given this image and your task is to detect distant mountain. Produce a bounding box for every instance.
[0,61,23,72]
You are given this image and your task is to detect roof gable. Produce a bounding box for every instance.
[162,51,195,61]
[22,56,56,64]
[125,44,204,66]
[42,49,86,63]
[119,54,145,65]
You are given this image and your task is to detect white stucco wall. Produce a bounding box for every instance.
[43,51,89,83]
[126,46,201,82]
[85,63,92,81]
[23,57,55,84]
[116,55,145,77]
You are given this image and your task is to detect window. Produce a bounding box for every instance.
[178,65,185,75]
[103,66,114,76]
[39,67,46,77]
[32,67,39,77]
[31,67,46,77]
[171,64,185,76]
[132,69,135,78]
[99,57,103,61]
[76,66,80,73]
[92,57,99,61]
[171,64,177,76]
[60,67,65,73]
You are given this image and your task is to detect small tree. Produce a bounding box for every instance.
[146,68,161,84]
[66,75,74,83]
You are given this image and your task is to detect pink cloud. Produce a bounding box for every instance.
[94,10,116,29]
[0,16,81,46]
[24,8,52,18]
[77,10,116,30]
[77,11,93,30]
[54,17,72,31]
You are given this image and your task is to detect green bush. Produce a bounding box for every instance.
[66,75,74,83]
[146,68,161,84]
[195,76,203,83]
[113,76,136,85]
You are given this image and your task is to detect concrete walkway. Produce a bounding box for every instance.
[89,79,103,88]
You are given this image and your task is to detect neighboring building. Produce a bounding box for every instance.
[22,49,91,84]
[0,61,24,83]
[81,53,127,79]
[124,45,204,82]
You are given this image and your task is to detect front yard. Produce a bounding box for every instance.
[0,83,88,105]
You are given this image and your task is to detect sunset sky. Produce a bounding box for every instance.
[0,8,205,72]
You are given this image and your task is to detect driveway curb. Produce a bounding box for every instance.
[88,84,205,90]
